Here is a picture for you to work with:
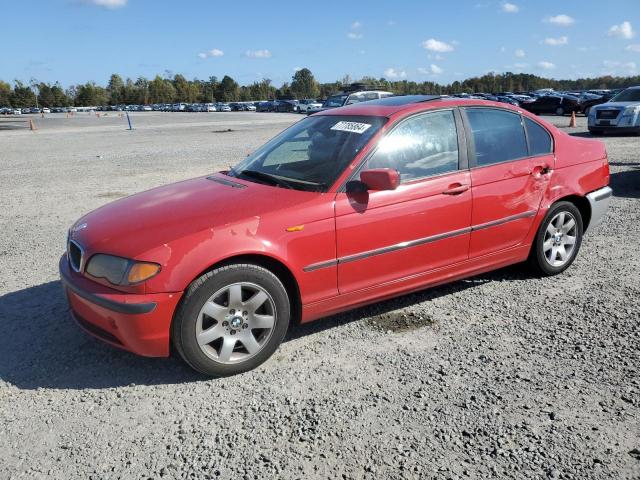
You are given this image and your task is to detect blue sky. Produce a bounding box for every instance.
[1,0,638,87]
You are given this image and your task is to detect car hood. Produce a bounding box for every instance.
[595,101,640,109]
[70,173,320,260]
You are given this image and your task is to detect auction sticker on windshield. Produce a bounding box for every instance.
[330,121,372,134]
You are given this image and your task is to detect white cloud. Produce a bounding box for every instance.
[608,21,635,39]
[544,36,568,46]
[384,68,407,79]
[347,32,363,39]
[293,66,302,72]
[245,49,272,58]
[626,44,640,52]
[421,38,454,53]
[418,65,444,75]
[515,48,525,57]
[502,2,519,13]
[85,0,127,8]
[500,46,506,53]
[514,63,528,69]
[547,14,575,26]
[198,48,224,59]
[603,60,637,73]
[538,61,556,70]
[351,21,362,29]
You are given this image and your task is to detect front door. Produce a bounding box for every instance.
[335,109,472,294]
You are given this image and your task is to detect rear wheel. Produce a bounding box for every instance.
[583,106,590,117]
[172,264,290,376]
[555,107,565,116]
[528,201,583,276]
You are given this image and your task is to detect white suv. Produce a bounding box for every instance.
[588,86,640,135]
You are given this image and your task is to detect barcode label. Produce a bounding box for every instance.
[330,121,372,134]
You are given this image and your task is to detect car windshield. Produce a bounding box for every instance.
[323,95,348,108]
[227,115,386,192]
[611,88,640,102]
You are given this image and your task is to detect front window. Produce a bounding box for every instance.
[610,88,640,102]
[227,115,386,191]
[366,110,459,183]
[323,94,348,108]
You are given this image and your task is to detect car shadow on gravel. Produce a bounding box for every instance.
[0,281,203,390]
[0,265,531,390]
[609,167,640,199]
[286,264,529,340]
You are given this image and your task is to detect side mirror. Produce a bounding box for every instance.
[359,168,400,191]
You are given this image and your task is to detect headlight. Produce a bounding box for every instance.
[86,254,161,285]
[622,106,640,116]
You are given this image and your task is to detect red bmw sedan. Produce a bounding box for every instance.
[60,95,612,376]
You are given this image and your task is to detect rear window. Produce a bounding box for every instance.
[524,118,553,156]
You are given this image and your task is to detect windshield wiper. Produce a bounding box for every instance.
[238,170,295,189]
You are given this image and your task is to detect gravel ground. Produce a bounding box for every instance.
[0,112,638,479]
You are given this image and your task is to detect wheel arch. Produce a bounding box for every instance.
[553,194,591,231]
[181,253,302,325]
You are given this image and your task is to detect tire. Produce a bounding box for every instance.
[528,201,583,276]
[588,128,603,136]
[555,107,565,116]
[172,263,291,376]
[583,107,590,117]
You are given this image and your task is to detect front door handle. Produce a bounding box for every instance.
[442,183,469,195]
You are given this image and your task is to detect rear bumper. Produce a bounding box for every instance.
[59,254,182,357]
[585,186,613,233]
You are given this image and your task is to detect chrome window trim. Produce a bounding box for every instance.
[303,209,537,271]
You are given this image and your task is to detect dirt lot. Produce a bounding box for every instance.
[0,111,638,479]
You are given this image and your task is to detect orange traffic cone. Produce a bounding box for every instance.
[569,111,577,127]
[29,119,36,131]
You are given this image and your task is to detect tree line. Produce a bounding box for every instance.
[2,68,639,108]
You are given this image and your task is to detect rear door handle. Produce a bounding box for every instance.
[442,183,469,195]
[532,165,552,177]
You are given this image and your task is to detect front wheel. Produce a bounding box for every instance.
[555,107,565,116]
[528,201,583,276]
[172,264,290,376]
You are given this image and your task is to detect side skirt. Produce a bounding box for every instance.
[300,244,531,323]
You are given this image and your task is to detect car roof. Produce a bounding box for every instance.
[316,95,524,117]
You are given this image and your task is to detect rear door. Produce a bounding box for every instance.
[463,108,553,258]
[334,109,472,294]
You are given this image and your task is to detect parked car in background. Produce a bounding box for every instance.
[275,100,299,112]
[308,87,394,114]
[41,107,51,114]
[256,101,272,112]
[580,92,614,116]
[245,103,256,111]
[60,94,612,376]
[521,94,581,116]
[297,99,323,113]
[218,103,232,112]
[11,108,22,115]
[588,86,640,135]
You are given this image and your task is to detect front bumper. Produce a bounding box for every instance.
[589,125,640,134]
[585,186,613,233]
[59,254,182,357]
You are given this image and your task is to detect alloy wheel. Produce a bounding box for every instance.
[195,282,277,364]
[542,211,578,267]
